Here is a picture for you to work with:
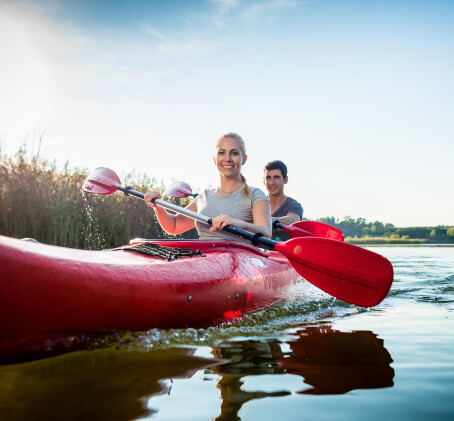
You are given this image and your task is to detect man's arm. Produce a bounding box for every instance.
[272,199,303,225]
[272,213,301,225]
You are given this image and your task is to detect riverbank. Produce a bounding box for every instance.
[346,237,430,245]
[346,237,454,245]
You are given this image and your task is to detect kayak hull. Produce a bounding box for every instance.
[0,235,300,346]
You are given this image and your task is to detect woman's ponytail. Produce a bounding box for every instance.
[240,174,251,198]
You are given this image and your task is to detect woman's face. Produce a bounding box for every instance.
[214,137,247,179]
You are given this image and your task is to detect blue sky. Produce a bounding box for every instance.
[0,0,453,227]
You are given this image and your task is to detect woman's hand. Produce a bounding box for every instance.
[144,191,161,208]
[210,214,243,232]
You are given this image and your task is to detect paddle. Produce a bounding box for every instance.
[164,183,344,241]
[163,182,198,198]
[82,167,393,307]
[273,220,344,241]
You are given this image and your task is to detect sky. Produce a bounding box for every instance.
[0,0,453,227]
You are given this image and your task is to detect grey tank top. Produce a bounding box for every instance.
[193,185,269,242]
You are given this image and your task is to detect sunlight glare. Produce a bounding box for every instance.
[0,11,52,143]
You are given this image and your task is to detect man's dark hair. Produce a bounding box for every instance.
[264,160,288,179]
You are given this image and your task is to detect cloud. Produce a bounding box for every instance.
[240,0,300,20]
[210,0,238,13]
[143,25,168,42]
[106,68,178,84]
[210,0,300,26]
[209,0,238,26]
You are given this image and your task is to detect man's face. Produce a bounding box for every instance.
[264,169,288,197]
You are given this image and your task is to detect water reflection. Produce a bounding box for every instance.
[210,341,289,421]
[0,347,221,421]
[277,326,394,394]
[210,326,394,419]
[0,326,394,421]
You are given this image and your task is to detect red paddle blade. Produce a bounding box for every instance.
[275,238,393,307]
[163,182,194,198]
[287,221,344,241]
[82,167,121,195]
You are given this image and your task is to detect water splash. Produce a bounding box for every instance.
[81,193,107,250]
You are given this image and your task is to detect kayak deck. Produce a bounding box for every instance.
[0,236,300,346]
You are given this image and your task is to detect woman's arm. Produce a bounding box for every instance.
[210,200,272,239]
[144,192,196,234]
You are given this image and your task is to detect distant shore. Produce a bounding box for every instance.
[345,237,451,245]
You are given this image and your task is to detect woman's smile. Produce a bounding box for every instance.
[214,136,246,178]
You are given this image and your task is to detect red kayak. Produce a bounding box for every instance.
[0,235,300,348]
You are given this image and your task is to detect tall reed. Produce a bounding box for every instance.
[0,149,197,249]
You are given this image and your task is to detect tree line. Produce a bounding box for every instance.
[318,216,454,244]
[1,149,452,249]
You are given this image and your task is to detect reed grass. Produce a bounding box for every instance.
[0,149,197,249]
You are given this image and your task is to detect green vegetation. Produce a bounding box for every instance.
[448,227,454,239]
[1,149,452,249]
[318,216,453,244]
[0,148,196,249]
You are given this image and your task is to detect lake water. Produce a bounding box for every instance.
[1,245,453,420]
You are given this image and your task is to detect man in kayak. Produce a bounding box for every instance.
[144,133,272,241]
[263,160,303,241]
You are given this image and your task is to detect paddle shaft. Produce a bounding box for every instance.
[273,220,312,237]
[117,185,276,249]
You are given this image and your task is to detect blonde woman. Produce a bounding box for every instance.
[144,132,272,240]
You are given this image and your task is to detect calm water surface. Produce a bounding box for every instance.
[1,245,453,420]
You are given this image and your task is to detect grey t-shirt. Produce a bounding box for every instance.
[271,197,303,219]
[272,197,303,241]
[193,185,269,241]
